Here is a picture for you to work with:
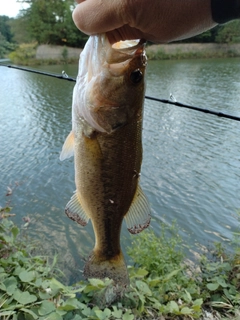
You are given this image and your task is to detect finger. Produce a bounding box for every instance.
[72,0,127,35]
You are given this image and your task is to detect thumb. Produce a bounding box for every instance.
[72,0,128,35]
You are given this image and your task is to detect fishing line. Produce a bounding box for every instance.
[1,63,240,122]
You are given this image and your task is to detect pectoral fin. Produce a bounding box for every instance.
[125,185,151,234]
[65,191,89,226]
[60,131,74,161]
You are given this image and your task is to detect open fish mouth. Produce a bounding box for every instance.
[78,35,146,80]
[74,35,147,134]
[106,38,147,64]
[112,39,142,49]
[107,39,147,77]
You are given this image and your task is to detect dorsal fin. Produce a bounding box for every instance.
[125,185,151,234]
[65,191,89,226]
[60,131,74,161]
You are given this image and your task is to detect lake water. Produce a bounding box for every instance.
[0,58,240,283]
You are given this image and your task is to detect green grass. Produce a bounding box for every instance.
[1,204,240,320]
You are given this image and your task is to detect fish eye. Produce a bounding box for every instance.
[130,69,143,84]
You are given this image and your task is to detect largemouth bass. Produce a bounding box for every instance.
[60,34,150,287]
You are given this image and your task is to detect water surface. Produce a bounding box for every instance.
[0,58,240,282]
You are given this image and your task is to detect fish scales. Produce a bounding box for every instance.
[60,34,151,290]
[76,116,143,253]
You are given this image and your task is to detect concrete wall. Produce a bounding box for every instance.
[147,43,240,55]
[35,43,240,60]
[36,45,82,60]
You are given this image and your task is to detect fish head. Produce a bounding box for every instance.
[75,35,147,133]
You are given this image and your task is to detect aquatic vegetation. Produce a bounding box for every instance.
[0,207,240,319]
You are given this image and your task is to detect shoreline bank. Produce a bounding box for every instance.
[7,42,240,66]
[146,42,240,60]
[37,43,240,61]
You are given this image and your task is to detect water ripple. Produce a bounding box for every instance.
[1,60,240,283]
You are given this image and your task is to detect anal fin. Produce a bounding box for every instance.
[125,185,151,234]
[65,191,89,226]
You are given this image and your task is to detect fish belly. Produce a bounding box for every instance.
[75,115,142,285]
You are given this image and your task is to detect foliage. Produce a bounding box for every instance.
[200,251,240,312]
[126,225,203,318]
[0,34,17,58]
[0,214,202,319]
[0,16,17,58]
[8,16,31,44]
[215,21,240,43]
[181,21,240,44]
[183,28,218,43]
[199,215,240,315]
[128,223,184,277]
[0,212,85,320]
[0,16,14,42]
[1,204,240,319]
[8,43,37,64]
[15,0,88,47]
[8,42,79,66]
[61,46,68,63]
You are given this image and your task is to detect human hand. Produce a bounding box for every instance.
[73,0,216,44]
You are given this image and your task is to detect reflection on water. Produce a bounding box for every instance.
[0,59,240,283]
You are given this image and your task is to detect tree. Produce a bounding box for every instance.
[16,0,87,47]
[176,21,240,44]
[8,15,31,44]
[0,15,14,42]
[215,20,240,43]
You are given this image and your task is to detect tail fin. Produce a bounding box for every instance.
[83,250,129,288]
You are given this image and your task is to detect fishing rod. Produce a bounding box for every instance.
[1,64,76,82]
[1,63,240,122]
